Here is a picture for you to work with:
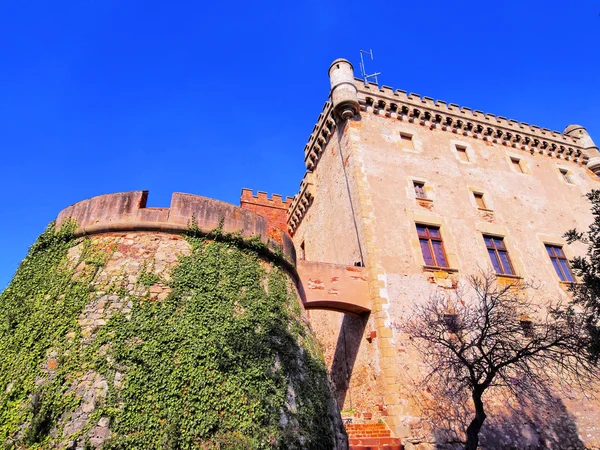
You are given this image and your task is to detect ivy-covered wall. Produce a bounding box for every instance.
[0,223,347,449]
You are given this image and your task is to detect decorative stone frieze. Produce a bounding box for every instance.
[303,101,336,171]
[287,172,315,235]
[289,79,591,235]
[357,81,585,163]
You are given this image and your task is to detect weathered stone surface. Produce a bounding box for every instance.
[289,67,600,447]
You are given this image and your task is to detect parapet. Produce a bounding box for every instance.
[356,80,587,163]
[240,189,294,244]
[56,191,295,264]
[240,189,294,210]
[287,172,315,236]
[299,73,591,175]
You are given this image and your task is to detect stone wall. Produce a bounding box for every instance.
[1,188,349,448]
[3,228,349,449]
[240,189,292,243]
[291,75,600,447]
[353,110,600,447]
[61,232,189,448]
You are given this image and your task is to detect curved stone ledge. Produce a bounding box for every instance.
[56,191,296,264]
[296,260,371,315]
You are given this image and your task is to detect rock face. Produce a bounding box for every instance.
[0,221,348,449]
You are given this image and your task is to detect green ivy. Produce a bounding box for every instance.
[0,221,110,448]
[92,234,335,449]
[0,222,338,449]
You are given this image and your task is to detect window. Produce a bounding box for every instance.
[417,225,448,267]
[545,244,573,282]
[484,235,515,275]
[511,157,524,173]
[456,145,469,162]
[560,168,573,184]
[413,181,427,199]
[473,192,486,209]
[400,132,414,150]
[300,241,306,260]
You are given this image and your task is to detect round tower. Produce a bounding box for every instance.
[328,58,360,122]
[0,191,347,449]
[564,124,600,175]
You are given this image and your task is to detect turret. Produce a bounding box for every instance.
[564,125,600,175]
[328,58,360,122]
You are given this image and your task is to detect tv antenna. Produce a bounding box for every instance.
[359,49,381,86]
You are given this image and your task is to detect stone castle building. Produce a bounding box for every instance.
[7,58,599,449]
[281,59,600,448]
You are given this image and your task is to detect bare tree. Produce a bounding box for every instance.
[403,272,598,450]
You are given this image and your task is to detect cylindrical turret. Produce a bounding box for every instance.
[0,192,348,449]
[564,124,600,175]
[328,58,360,122]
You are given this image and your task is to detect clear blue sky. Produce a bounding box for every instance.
[1,1,599,289]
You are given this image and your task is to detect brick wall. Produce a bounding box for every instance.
[240,189,293,243]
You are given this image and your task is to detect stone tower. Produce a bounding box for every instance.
[285,58,600,449]
[0,191,347,449]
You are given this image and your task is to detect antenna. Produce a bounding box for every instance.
[359,49,381,86]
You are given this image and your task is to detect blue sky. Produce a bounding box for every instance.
[1,1,599,289]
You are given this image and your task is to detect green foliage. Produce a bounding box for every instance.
[0,220,337,449]
[93,234,335,449]
[0,220,107,448]
[565,189,600,361]
[186,215,294,274]
[137,263,161,287]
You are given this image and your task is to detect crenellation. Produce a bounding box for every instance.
[287,172,315,235]
[290,76,592,240]
[57,191,295,263]
[240,188,292,209]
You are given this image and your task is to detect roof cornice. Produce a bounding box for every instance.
[290,79,589,234]
[357,80,585,163]
[287,172,314,235]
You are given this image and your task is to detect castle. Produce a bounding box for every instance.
[4,58,600,449]
[285,59,600,448]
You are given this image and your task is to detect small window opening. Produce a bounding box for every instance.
[416,224,449,268]
[473,192,486,209]
[545,244,573,282]
[456,145,470,162]
[300,241,306,260]
[560,168,573,184]
[511,157,524,173]
[519,315,534,337]
[413,181,427,199]
[400,132,415,150]
[484,235,515,276]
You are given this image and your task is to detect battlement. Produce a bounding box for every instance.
[239,189,293,243]
[303,101,336,171]
[302,78,591,175]
[293,70,597,237]
[56,191,295,264]
[358,79,582,144]
[240,188,294,210]
[287,173,315,235]
[356,79,586,162]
